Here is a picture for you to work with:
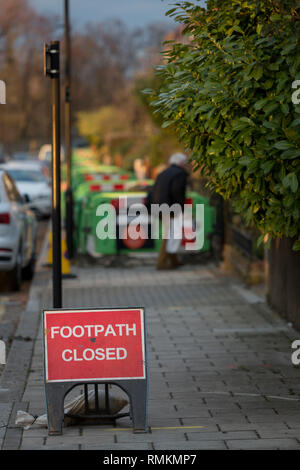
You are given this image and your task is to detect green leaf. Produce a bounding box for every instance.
[232,25,243,34]
[142,88,154,95]
[256,24,263,35]
[239,117,255,126]
[261,160,275,174]
[274,141,293,150]
[165,8,178,16]
[262,120,277,130]
[270,14,282,22]
[291,118,300,127]
[264,102,278,115]
[232,121,248,131]
[240,156,251,166]
[283,173,298,193]
[252,66,263,81]
[281,103,289,115]
[292,240,300,251]
[161,121,173,128]
[280,149,300,160]
[254,98,268,110]
[281,44,297,56]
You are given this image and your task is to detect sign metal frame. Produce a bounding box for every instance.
[43,307,148,435]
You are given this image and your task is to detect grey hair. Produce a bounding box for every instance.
[169,153,188,166]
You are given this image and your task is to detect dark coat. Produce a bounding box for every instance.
[150,164,188,210]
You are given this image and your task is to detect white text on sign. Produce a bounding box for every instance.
[62,347,127,362]
[50,323,137,363]
[50,323,137,339]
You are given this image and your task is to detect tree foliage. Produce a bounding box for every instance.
[150,0,300,249]
[77,106,130,147]
[0,0,170,155]
[0,0,56,150]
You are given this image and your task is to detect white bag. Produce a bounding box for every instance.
[166,217,182,254]
[15,389,128,430]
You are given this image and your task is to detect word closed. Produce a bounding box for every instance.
[44,308,146,382]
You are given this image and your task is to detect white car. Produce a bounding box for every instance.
[13,159,51,185]
[0,162,51,218]
[0,170,37,290]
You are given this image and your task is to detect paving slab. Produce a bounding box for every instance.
[226,438,300,450]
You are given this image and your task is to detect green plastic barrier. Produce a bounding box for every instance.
[185,192,216,253]
[71,169,134,190]
[77,190,216,256]
[89,192,158,256]
[73,183,131,253]
[73,179,152,201]
[72,180,153,253]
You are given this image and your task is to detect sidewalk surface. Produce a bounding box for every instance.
[1,248,300,450]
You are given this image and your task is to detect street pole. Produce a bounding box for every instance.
[64,0,74,259]
[44,41,62,309]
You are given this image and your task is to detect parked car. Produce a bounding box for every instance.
[11,151,37,161]
[0,162,51,218]
[0,170,37,290]
[15,159,51,184]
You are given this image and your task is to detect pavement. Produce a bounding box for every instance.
[1,234,300,450]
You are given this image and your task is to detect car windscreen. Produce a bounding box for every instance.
[6,169,46,183]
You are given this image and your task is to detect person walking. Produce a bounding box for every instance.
[150,152,189,270]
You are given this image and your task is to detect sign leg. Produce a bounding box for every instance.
[122,380,148,433]
[45,383,68,435]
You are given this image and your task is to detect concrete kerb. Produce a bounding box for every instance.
[0,221,51,449]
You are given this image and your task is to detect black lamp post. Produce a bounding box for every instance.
[64,0,74,259]
[44,41,62,308]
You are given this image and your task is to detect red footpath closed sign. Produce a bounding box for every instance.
[43,308,146,383]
